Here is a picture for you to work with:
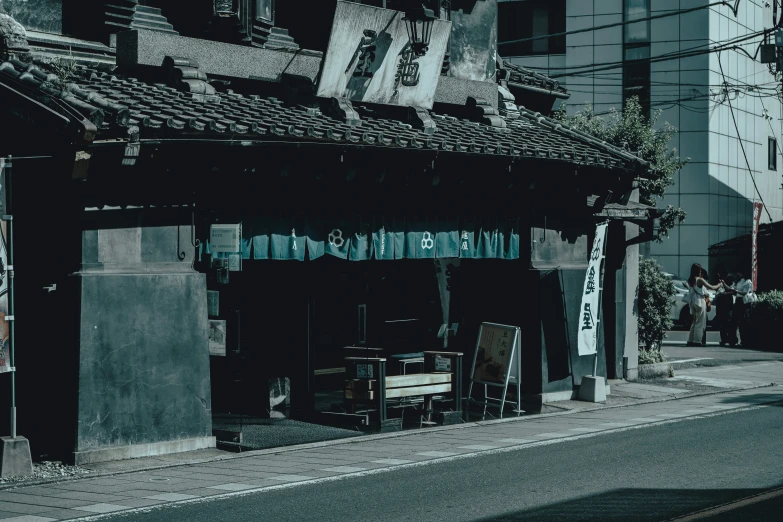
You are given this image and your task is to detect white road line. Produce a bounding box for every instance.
[670,358,713,364]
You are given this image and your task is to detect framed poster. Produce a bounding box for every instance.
[208,319,227,356]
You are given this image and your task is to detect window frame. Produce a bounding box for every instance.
[497,0,566,58]
[769,137,778,171]
[622,0,651,119]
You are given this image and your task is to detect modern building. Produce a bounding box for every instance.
[0,0,657,464]
[502,0,783,280]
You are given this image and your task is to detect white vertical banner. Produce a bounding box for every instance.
[0,159,9,373]
[578,223,608,356]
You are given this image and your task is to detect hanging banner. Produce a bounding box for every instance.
[0,159,10,374]
[578,223,608,356]
[751,201,763,291]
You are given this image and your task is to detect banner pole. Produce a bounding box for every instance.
[5,156,15,439]
[593,221,608,378]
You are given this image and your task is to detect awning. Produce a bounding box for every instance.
[205,217,521,261]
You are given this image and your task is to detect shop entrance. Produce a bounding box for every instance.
[204,254,446,449]
[308,258,443,414]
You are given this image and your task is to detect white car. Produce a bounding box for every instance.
[664,273,717,328]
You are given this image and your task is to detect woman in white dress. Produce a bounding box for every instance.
[687,263,723,347]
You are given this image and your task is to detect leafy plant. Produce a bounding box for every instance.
[48,47,78,88]
[554,96,689,241]
[638,257,675,353]
[638,346,667,365]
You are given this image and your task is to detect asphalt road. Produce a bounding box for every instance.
[102,405,783,522]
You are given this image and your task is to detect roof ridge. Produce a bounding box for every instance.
[516,106,648,167]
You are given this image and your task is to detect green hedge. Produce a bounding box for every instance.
[745,290,783,349]
[638,257,675,352]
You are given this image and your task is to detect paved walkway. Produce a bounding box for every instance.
[0,362,781,521]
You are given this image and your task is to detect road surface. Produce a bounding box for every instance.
[101,405,783,522]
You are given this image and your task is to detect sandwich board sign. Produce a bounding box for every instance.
[467,322,521,414]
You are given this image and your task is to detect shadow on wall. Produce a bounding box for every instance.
[651,174,772,277]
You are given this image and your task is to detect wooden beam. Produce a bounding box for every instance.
[386,383,452,399]
[385,373,452,389]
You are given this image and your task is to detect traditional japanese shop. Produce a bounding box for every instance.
[0,0,658,462]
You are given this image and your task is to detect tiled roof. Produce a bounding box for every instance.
[500,59,568,97]
[0,58,646,170]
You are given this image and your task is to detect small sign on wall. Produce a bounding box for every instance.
[356,364,374,379]
[434,355,451,372]
[208,319,227,356]
[210,224,241,253]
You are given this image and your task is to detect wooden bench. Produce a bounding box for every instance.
[344,352,463,428]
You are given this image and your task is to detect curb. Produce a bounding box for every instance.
[1,380,777,491]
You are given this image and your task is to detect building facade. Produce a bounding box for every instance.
[503,0,783,279]
[0,0,657,464]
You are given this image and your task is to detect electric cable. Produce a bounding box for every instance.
[718,51,774,221]
[498,0,739,46]
[758,95,783,168]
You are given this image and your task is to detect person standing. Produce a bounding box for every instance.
[732,271,752,347]
[687,263,723,347]
[716,274,737,347]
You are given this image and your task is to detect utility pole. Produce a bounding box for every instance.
[0,156,33,478]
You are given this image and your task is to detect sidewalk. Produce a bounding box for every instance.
[0,361,780,521]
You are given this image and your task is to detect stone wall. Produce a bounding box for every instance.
[73,219,213,464]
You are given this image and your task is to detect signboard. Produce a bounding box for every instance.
[210,224,241,253]
[316,1,451,109]
[467,322,521,413]
[208,319,227,356]
[356,364,374,379]
[751,202,763,291]
[578,223,608,356]
[471,323,519,385]
[434,355,451,372]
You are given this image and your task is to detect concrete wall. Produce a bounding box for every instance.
[73,217,213,464]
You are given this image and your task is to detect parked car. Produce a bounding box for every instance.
[664,273,717,328]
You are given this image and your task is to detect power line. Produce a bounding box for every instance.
[546,30,768,79]
[498,1,739,46]
[718,51,773,221]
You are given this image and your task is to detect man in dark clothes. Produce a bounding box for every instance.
[715,274,737,346]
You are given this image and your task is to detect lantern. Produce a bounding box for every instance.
[402,5,436,57]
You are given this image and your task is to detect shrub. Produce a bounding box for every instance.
[745,290,783,348]
[638,257,675,352]
[554,97,688,240]
[638,346,667,365]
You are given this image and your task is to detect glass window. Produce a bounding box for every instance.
[625,0,650,43]
[498,0,565,57]
[256,0,273,21]
[769,137,778,170]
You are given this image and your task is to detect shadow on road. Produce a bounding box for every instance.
[475,487,781,521]
[718,394,783,406]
